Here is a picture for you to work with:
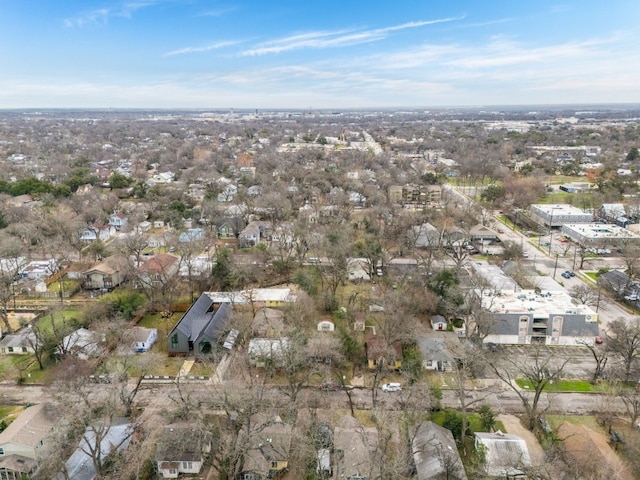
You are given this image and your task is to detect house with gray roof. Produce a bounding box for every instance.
[412,421,467,480]
[0,404,57,478]
[168,295,231,356]
[0,328,37,355]
[156,424,211,479]
[417,334,455,372]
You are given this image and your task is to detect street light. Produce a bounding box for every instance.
[547,207,561,255]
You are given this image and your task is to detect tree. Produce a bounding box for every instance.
[627,147,640,162]
[108,173,132,189]
[607,317,640,383]
[489,345,570,430]
[578,339,609,383]
[569,284,600,306]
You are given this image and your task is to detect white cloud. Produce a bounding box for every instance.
[164,41,240,57]
[240,16,464,56]
[63,0,168,27]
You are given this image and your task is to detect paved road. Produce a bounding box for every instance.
[0,378,629,418]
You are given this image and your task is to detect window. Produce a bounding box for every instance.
[7,347,13,353]
[182,461,193,469]
[22,347,28,353]
[169,469,177,475]
[270,461,279,468]
[171,334,179,349]
[426,360,433,367]
[0,448,4,455]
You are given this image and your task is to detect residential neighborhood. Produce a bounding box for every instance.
[1,107,640,479]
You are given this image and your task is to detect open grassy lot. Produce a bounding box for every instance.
[431,410,506,434]
[515,378,595,392]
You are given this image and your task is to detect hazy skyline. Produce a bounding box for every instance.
[2,0,639,109]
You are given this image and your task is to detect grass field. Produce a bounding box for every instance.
[515,378,595,392]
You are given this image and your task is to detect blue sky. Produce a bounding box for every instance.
[1,0,639,109]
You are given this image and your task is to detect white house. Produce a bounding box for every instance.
[18,259,57,280]
[128,326,157,353]
[0,329,37,355]
[248,338,290,367]
[58,328,104,360]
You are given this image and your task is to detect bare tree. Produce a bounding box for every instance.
[489,345,571,430]
[569,284,600,306]
[607,317,640,383]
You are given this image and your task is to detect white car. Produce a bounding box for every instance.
[382,383,401,392]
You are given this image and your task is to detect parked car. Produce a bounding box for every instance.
[624,294,639,301]
[382,383,402,392]
[561,271,572,279]
[595,336,604,345]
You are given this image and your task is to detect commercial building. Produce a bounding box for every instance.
[530,204,593,228]
[560,223,640,247]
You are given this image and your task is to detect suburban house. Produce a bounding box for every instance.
[64,422,133,480]
[127,326,158,353]
[364,333,402,370]
[598,203,630,226]
[248,338,290,368]
[479,289,600,346]
[178,255,214,280]
[178,228,204,243]
[239,221,270,248]
[79,223,117,243]
[347,258,371,282]
[241,415,292,480]
[412,421,467,480]
[155,424,211,479]
[599,269,638,297]
[167,295,232,356]
[136,254,180,289]
[18,260,56,280]
[58,328,104,360]
[108,213,128,230]
[204,288,297,307]
[0,404,57,479]
[469,224,500,243]
[411,223,441,249]
[0,329,37,355]
[417,335,455,372]
[333,415,379,480]
[215,217,245,239]
[474,432,531,478]
[83,255,129,291]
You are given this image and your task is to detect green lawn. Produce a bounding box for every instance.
[0,405,24,424]
[0,354,50,384]
[515,378,595,392]
[430,410,505,434]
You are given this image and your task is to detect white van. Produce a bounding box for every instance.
[316,448,331,476]
[382,383,402,392]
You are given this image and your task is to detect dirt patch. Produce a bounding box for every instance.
[7,311,37,330]
[498,414,546,465]
[558,421,634,480]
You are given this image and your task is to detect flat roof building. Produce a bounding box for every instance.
[561,223,640,247]
[530,204,593,227]
[480,289,599,346]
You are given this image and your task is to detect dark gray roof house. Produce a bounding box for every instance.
[168,294,231,356]
[412,421,467,480]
